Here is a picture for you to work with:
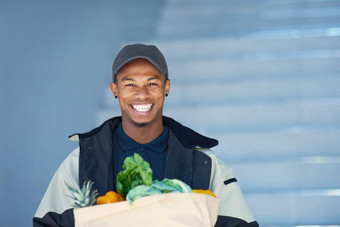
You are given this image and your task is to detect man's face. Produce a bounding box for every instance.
[110,58,170,129]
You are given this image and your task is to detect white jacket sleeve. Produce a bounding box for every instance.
[34,148,80,218]
[201,149,257,226]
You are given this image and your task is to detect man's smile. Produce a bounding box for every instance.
[132,104,152,113]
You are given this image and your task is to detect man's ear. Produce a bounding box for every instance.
[110,82,118,99]
[165,79,171,97]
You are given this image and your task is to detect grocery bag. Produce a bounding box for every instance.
[74,192,219,227]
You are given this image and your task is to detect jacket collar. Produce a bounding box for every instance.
[69,116,218,149]
[163,116,218,149]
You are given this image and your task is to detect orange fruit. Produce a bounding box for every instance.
[192,189,216,198]
[97,191,125,204]
[117,193,125,202]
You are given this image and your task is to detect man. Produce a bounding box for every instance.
[34,44,258,226]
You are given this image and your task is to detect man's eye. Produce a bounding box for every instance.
[148,83,157,86]
[125,84,134,87]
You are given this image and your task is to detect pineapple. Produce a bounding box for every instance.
[66,180,99,208]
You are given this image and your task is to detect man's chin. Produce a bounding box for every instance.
[132,121,149,128]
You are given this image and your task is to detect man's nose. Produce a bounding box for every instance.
[135,86,149,99]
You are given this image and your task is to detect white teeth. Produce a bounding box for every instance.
[132,104,152,112]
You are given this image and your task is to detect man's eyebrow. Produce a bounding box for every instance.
[120,75,162,82]
[148,76,162,81]
[121,78,135,82]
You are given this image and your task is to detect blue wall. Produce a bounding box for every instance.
[0,1,162,226]
[2,1,340,226]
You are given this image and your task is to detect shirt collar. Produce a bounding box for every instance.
[116,123,168,153]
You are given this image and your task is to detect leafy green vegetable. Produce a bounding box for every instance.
[116,153,192,203]
[159,179,192,193]
[126,185,162,203]
[116,153,153,198]
[151,180,179,193]
[126,178,192,203]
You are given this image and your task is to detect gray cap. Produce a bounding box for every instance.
[112,44,168,82]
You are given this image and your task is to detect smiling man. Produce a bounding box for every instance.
[33,44,258,227]
[111,57,170,144]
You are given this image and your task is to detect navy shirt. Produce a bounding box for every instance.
[113,123,168,181]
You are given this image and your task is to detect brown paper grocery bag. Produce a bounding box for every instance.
[74,193,219,227]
